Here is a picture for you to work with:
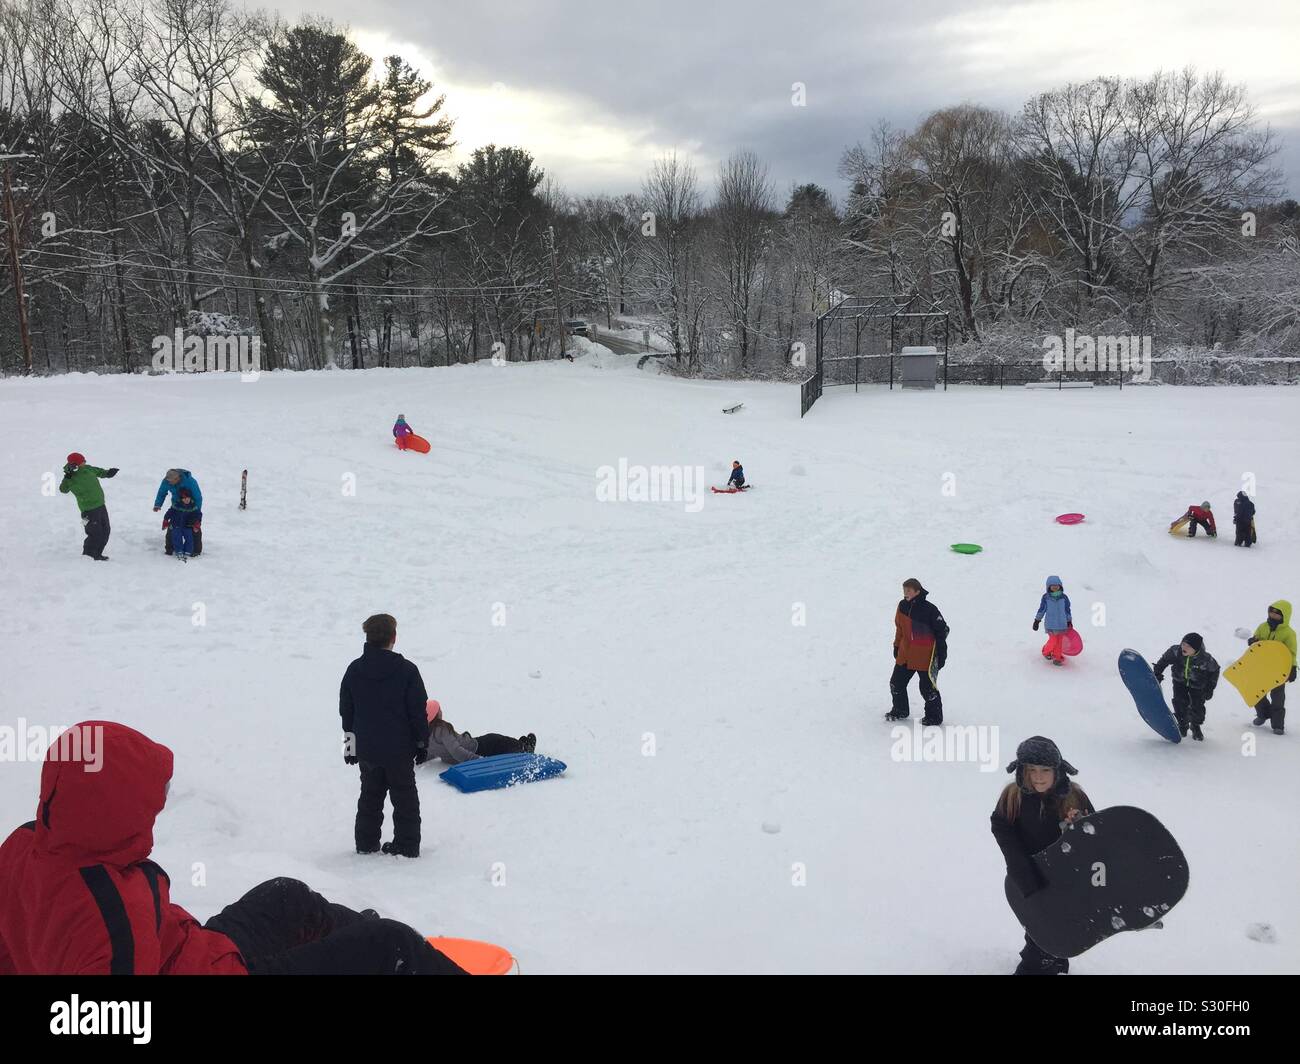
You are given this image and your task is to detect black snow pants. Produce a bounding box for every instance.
[81,505,110,558]
[1233,520,1254,546]
[473,733,527,757]
[204,877,466,974]
[1255,684,1286,729]
[356,760,421,854]
[1015,932,1068,975]
[890,663,943,722]
[1188,517,1214,537]
[1171,682,1207,729]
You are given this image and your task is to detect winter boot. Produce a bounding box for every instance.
[1189,723,1204,741]
[884,709,909,721]
[381,841,419,858]
[1273,725,1285,735]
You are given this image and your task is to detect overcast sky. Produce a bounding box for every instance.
[270,0,1299,203]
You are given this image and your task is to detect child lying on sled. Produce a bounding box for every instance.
[422,700,536,764]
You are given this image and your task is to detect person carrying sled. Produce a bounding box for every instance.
[1248,600,1296,735]
[393,414,414,449]
[887,578,948,725]
[728,461,746,489]
[1032,575,1073,666]
[990,736,1094,975]
[1233,491,1256,547]
[153,468,204,557]
[1180,500,1216,538]
[340,614,430,857]
[59,452,118,560]
[0,721,465,974]
[422,700,536,765]
[1153,633,1219,741]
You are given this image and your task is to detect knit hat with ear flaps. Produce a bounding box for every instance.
[1006,735,1077,797]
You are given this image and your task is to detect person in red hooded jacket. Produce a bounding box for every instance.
[0,721,465,975]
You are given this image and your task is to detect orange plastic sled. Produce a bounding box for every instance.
[426,936,516,975]
[397,433,431,453]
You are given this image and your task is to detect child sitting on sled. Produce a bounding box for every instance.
[728,461,746,489]
[1153,633,1219,741]
[422,700,536,764]
[1032,575,1073,665]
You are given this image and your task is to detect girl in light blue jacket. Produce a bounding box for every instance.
[1032,575,1073,665]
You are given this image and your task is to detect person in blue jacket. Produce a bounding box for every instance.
[1032,575,1073,666]
[153,468,204,559]
[728,461,746,489]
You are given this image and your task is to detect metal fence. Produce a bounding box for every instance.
[799,363,823,417]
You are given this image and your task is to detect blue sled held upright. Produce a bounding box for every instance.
[440,753,567,793]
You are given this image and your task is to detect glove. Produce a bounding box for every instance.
[104,468,119,477]
[1154,671,1165,683]
[191,520,201,532]
[344,755,358,766]
[1032,618,1040,631]
[161,517,170,529]
[63,463,78,476]
[1247,636,1258,645]
[935,646,947,670]
[153,506,161,512]
[414,745,429,766]
[1066,620,1073,629]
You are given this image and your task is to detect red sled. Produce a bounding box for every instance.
[396,433,431,453]
[711,484,752,494]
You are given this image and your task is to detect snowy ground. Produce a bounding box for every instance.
[2,346,1297,974]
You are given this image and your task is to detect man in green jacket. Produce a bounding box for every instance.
[1249,599,1296,735]
[58,452,119,560]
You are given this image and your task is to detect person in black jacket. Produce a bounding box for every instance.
[990,736,1094,975]
[887,578,949,724]
[1153,633,1220,741]
[1233,491,1256,547]
[340,614,430,858]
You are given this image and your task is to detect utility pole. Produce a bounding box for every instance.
[546,225,565,359]
[1,157,33,374]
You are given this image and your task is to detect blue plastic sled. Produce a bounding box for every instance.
[440,753,567,793]
[1118,649,1181,743]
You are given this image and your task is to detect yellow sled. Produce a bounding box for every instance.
[1168,515,1191,536]
[1224,641,1292,707]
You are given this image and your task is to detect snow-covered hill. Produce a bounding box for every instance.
[1,352,1296,973]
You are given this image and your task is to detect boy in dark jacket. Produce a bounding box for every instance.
[1233,491,1256,547]
[340,614,430,857]
[0,721,464,974]
[728,461,746,489]
[990,736,1094,975]
[58,452,118,559]
[887,578,949,725]
[1153,633,1219,741]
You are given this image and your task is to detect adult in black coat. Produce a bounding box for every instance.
[1233,491,1256,547]
[990,736,1095,975]
[340,614,430,857]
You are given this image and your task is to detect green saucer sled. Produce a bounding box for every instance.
[950,543,983,554]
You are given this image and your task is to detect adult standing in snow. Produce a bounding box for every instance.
[0,721,465,974]
[1032,575,1073,666]
[340,614,430,857]
[1153,633,1219,741]
[1248,600,1295,735]
[58,452,118,560]
[153,468,204,557]
[1233,491,1256,547]
[991,736,1094,975]
[887,578,948,724]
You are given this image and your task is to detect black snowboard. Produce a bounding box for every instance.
[1004,805,1189,958]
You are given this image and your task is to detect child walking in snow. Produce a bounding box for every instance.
[1153,633,1219,741]
[990,736,1094,975]
[393,415,414,449]
[422,700,536,765]
[1032,575,1073,665]
[1248,600,1295,735]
